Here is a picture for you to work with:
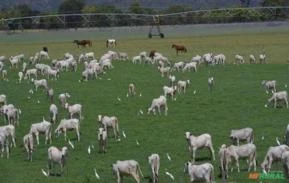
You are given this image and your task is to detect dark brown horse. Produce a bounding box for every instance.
[73,40,92,48]
[172,44,187,55]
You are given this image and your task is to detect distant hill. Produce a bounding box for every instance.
[0,0,263,12]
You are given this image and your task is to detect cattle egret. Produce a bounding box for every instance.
[264,104,268,108]
[88,146,91,155]
[276,137,281,145]
[126,93,129,97]
[166,153,172,161]
[193,90,196,95]
[266,91,269,94]
[261,136,265,140]
[136,140,140,146]
[117,97,121,101]
[285,84,288,88]
[68,140,74,149]
[94,168,100,179]
[27,96,31,100]
[139,109,143,115]
[165,171,175,180]
[139,93,142,97]
[41,169,49,177]
[78,80,81,83]
[107,78,111,80]
[37,100,40,104]
[122,131,126,138]
[29,89,34,94]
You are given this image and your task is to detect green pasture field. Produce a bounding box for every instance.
[0,27,289,183]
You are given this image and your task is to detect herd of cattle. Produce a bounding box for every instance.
[0,44,288,183]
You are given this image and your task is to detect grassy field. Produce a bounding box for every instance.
[0,28,289,183]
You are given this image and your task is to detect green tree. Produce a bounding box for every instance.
[129,1,144,14]
[261,0,286,6]
[82,5,98,14]
[58,0,85,14]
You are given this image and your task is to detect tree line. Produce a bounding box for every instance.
[0,0,288,30]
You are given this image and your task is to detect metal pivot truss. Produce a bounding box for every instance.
[148,15,164,38]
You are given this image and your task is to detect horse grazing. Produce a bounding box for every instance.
[172,44,187,55]
[73,40,92,48]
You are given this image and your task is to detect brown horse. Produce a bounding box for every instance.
[73,40,92,48]
[172,44,187,55]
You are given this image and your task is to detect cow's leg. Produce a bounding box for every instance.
[36,133,40,145]
[192,148,196,163]
[64,129,67,141]
[209,145,215,161]
[131,172,140,183]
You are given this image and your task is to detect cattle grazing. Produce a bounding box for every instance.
[0,132,9,159]
[0,124,16,148]
[267,91,288,108]
[112,160,143,183]
[261,145,289,173]
[47,146,68,176]
[147,95,168,116]
[185,132,215,162]
[55,118,80,142]
[261,80,276,94]
[230,127,254,146]
[148,153,160,183]
[184,161,215,183]
[282,151,289,179]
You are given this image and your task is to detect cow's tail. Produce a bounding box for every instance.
[137,163,144,178]
[115,117,119,136]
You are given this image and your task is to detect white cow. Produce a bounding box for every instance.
[235,54,245,64]
[172,61,184,71]
[48,146,68,176]
[112,160,143,183]
[230,127,254,145]
[148,153,160,183]
[281,151,289,178]
[106,39,117,48]
[261,145,289,173]
[163,85,177,101]
[65,103,82,119]
[261,80,276,94]
[97,127,107,153]
[185,132,215,162]
[268,91,288,108]
[184,161,215,183]
[0,132,9,159]
[249,54,256,64]
[182,62,197,72]
[59,93,70,107]
[0,124,16,147]
[32,79,48,91]
[23,133,34,161]
[49,104,58,123]
[0,94,6,105]
[98,115,119,139]
[213,54,225,65]
[29,118,52,145]
[259,54,266,64]
[223,143,257,173]
[177,80,190,93]
[147,95,168,116]
[128,83,136,96]
[55,118,80,141]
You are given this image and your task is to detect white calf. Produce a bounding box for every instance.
[230,127,254,145]
[184,161,215,183]
[98,115,119,139]
[48,146,68,176]
[268,91,288,108]
[18,72,24,83]
[55,118,80,141]
[23,133,34,161]
[29,118,52,145]
[148,153,160,183]
[261,145,289,173]
[147,95,168,116]
[185,132,215,162]
[112,160,143,183]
